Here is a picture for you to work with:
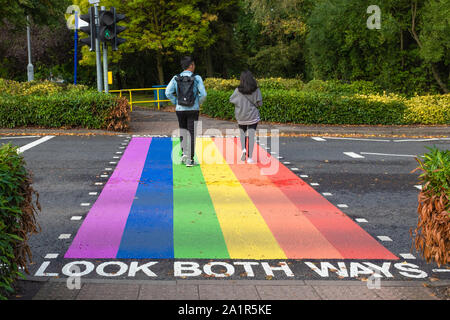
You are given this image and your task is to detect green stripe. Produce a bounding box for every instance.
[172,139,230,259]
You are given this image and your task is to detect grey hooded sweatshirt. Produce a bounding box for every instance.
[229,87,262,125]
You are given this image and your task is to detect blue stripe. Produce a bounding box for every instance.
[116,138,174,258]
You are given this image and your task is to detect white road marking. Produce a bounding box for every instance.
[399,253,416,260]
[116,151,123,154]
[312,137,326,142]
[113,156,120,159]
[343,152,365,159]
[322,192,333,196]
[101,175,109,178]
[0,135,39,140]
[360,152,417,158]
[58,234,71,239]
[80,203,90,206]
[17,136,55,153]
[71,216,82,221]
[324,137,391,142]
[337,204,348,208]
[44,253,59,259]
[355,218,368,223]
[105,168,113,171]
[432,269,450,273]
[310,183,319,186]
[109,162,117,164]
[300,175,309,178]
[393,138,440,142]
[283,162,291,164]
[415,185,422,190]
[377,236,393,242]
[89,192,98,195]
[95,182,103,185]
[291,168,299,171]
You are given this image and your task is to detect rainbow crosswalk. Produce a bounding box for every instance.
[65,137,398,260]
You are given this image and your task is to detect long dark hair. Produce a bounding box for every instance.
[238,70,258,95]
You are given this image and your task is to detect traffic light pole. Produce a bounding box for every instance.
[101,6,109,93]
[94,4,103,92]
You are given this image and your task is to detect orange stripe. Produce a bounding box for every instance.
[213,137,344,259]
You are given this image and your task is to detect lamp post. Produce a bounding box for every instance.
[26,15,34,81]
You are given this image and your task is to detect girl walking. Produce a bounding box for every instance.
[229,70,262,164]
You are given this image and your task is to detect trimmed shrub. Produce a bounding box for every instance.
[202,88,449,125]
[0,84,130,131]
[204,77,304,91]
[404,94,450,125]
[411,147,449,267]
[0,144,41,300]
[202,89,408,125]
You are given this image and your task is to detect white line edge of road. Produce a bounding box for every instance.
[16,136,55,153]
[325,137,391,142]
[360,152,417,158]
[0,135,40,140]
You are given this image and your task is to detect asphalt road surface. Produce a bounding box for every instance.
[1,134,449,283]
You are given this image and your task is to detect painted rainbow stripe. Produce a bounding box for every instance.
[65,137,398,260]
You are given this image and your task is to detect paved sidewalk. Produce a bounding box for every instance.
[9,278,447,300]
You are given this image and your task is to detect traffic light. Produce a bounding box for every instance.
[98,7,126,51]
[112,7,126,51]
[79,6,96,51]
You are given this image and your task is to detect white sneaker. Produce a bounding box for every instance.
[247,158,256,164]
[181,154,189,164]
[241,149,247,161]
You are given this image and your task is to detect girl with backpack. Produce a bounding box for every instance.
[229,70,262,164]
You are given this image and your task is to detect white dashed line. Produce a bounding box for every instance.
[44,253,59,259]
[80,203,90,206]
[337,204,348,208]
[109,162,117,164]
[105,168,113,171]
[71,216,82,221]
[283,162,291,165]
[322,192,333,196]
[300,175,308,178]
[399,253,416,260]
[377,236,393,242]
[113,156,120,159]
[101,175,109,178]
[95,182,103,185]
[291,168,299,171]
[343,152,365,159]
[58,234,71,239]
[116,152,123,154]
[89,192,98,196]
[310,183,319,186]
[311,137,326,142]
[355,218,368,223]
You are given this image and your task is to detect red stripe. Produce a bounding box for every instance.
[253,143,398,260]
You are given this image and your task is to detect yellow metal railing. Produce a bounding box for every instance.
[109,87,171,111]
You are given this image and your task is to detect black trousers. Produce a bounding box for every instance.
[238,123,258,157]
[176,110,199,161]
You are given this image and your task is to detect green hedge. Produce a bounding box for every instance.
[202,89,450,125]
[0,79,130,130]
[0,144,40,300]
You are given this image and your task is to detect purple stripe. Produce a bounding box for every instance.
[64,137,152,258]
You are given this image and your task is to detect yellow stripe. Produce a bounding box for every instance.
[197,138,287,259]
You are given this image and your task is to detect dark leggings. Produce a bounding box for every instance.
[176,110,199,161]
[238,123,258,157]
